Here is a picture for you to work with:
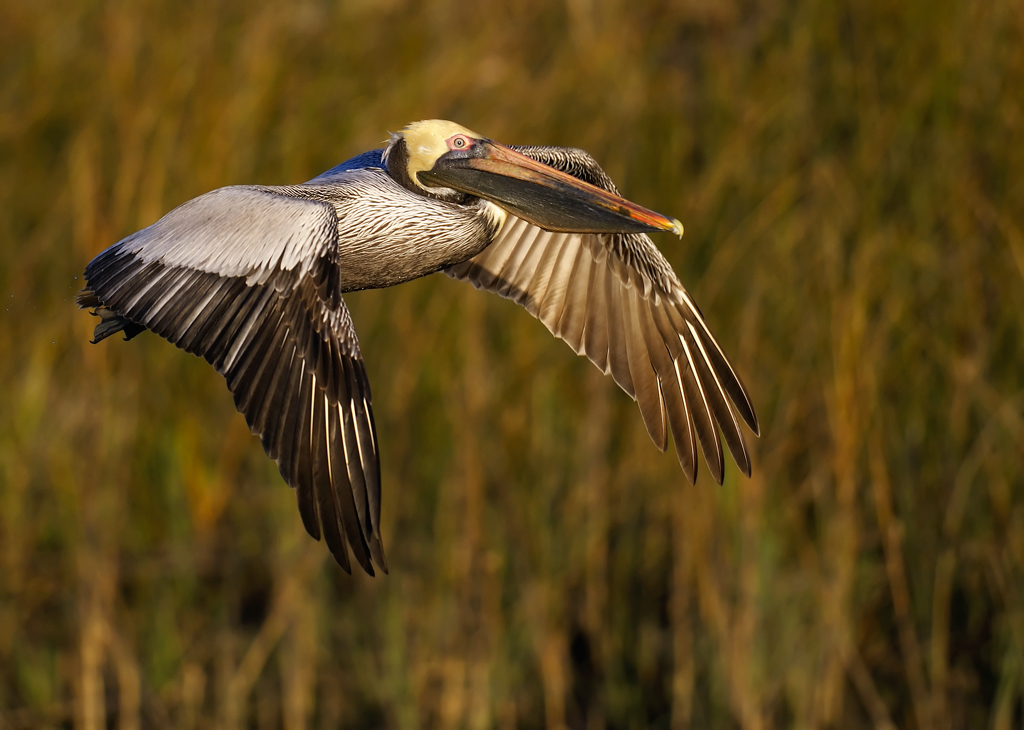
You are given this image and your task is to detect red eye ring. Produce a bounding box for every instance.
[448,134,472,150]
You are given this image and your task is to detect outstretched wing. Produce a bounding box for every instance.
[79,185,385,574]
[446,146,758,484]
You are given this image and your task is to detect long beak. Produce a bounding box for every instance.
[418,141,684,237]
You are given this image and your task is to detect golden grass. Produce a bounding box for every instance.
[1,0,1023,727]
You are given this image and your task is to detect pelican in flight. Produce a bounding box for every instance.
[79,120,758,575]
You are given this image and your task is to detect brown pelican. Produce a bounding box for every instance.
[78,120,758,575]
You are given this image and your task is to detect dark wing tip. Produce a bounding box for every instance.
[350,550,374,576]
[676,441,697,484]
[368,535,388,574]
[731,385,760,437]
[77,288,101,309]
[748,411,761,438]
[333,549,354,575]
[710,450,726,485]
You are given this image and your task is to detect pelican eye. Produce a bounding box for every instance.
[447,134,474,151]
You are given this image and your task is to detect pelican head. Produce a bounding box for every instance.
[386,120,684,237]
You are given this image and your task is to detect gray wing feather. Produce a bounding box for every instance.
[122,186,336,284]
[79,183,385,574]
[446,147,758,483]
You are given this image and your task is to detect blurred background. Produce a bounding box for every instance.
[1,0,1022,727]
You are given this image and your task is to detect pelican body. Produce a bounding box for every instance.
[79,120,758,575]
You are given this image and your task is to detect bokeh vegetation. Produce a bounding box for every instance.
[2,0,1023,727]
